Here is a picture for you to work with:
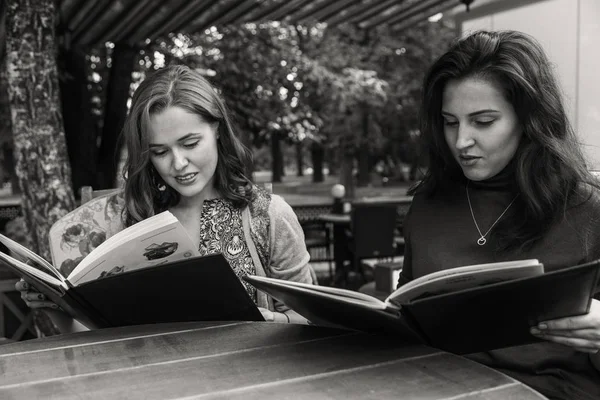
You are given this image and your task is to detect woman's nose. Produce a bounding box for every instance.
[172,151,189,170]
[455,124,475,150]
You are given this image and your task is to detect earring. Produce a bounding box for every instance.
[157,182,166,192]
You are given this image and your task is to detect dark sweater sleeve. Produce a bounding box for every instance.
[396,200,415,289]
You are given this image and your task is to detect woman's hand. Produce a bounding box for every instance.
[257,307,290,323]
[530,298,600,354]
[15,279,61,310]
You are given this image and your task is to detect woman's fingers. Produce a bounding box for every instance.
[15,279,29,292]
[26,300,59,309]
[23,292,45,302]
[257,307,274,321]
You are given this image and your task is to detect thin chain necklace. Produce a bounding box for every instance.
[466,181,518,246]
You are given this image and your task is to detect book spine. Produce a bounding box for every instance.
[64,288,112,329]
[400,306,434,346]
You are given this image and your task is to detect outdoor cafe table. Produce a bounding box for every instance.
[0,321,548,399]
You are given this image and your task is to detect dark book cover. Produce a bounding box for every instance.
[403,259,600,354]
[7,254,264,328]
[245,259,600,354]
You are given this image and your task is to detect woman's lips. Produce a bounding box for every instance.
[174,172,198,184]
[459,155,480,166]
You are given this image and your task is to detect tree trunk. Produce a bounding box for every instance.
[296,141,303,177]
[0,0,17,193]
[6,0,76,337]
[6,0,76,259]
[97,43,136,189]
[310,141,324,183]
[356,108,370,187]
[339,140,355,198]
[271,134,283,183]
[59,48,97,198]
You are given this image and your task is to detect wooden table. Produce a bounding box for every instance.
[0,321,548,399]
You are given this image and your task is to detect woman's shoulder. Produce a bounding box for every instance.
[266,194,296,221]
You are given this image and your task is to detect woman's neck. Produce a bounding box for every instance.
[175,186,220,211]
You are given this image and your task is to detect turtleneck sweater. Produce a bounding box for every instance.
[399,166,600,400]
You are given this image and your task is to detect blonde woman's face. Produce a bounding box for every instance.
[147,106,219,205]
[442,77,522,181]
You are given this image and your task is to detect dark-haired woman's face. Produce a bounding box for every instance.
[147,106,219,205]
[442,77,522,181]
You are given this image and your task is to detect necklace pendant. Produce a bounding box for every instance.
[477,237,487,246]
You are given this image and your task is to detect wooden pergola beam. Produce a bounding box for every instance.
[147,0,215,42]
[196,0,255,31]
[126,0,190,45]
[261,0,319,23]
[58,0,83,23]
[309,0,366,23]
[360,0,450,30]
[218,0,268,26]
[65,0,98,33]
[71,0,113,44]
[325,0,396,28]
[237,0,289,23]
[391,0,458,32]
[291,0,361,24]
[93,0,162,46]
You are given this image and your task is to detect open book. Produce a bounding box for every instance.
[0,211,263,328]
[245,259,600,354]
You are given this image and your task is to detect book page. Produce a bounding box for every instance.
[387,259,544,307]
[67,212,200,286]
[0,251,65,288]
[0,233,63,280]
[246,276,391,310]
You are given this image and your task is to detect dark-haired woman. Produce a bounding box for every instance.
[17,65,315,329]
[400,30,600,400]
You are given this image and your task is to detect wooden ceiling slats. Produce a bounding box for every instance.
[71,0,114,42]
[65,0,100,32]
[158,0,216,40]
[213,0,267,26]
[49,0,462,48]
[194,0,255,32]
[261,0,320,23]
[360,0,447,30]
[125,0,190,45]
[324,0,395,28]
[59,0,84,24]
[290,0,356,24]
[76,0,132,46]
[307,0,365,24]
[93,0,159,46]
[146,0,216,42]
[237,0,289,23]
[390,0,458,31]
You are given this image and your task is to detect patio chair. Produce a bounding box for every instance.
[345,202,399,287]
[301,220,333,280]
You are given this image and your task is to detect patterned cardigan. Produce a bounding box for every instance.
[48,185,314,311]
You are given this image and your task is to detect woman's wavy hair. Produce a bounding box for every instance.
[121,65,253,227]
[412,30,599,251]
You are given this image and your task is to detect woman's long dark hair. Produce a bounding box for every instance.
[121,65,253,227]
[413,30,599,251]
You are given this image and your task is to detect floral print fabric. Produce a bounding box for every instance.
[199,198,256,302]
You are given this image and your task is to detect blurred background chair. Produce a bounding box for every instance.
[301,220,333,281]
[343,202,399,288]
